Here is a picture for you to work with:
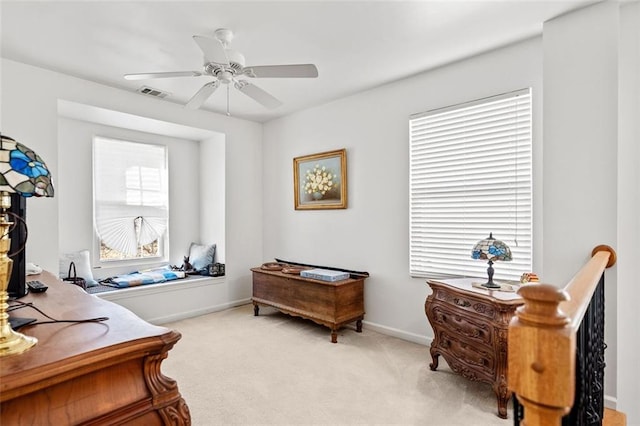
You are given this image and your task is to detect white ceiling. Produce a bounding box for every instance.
[1,1,599,123]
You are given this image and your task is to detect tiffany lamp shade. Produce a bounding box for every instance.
[0,134,54,357]
[471,232,512,289]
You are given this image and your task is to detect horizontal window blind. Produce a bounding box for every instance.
[409,89,532,280]
[93,137,168,261]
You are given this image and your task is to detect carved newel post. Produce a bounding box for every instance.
[508,284,572,426]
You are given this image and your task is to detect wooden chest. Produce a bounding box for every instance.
[251,267,366,343]
[425,278,523,418]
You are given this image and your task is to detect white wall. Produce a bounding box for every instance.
[617,2,640,422]
[263,37,543,344]
[200,136,226,263]
[542,3,618,283]
[543,1,620,406]
[0,58,263,303]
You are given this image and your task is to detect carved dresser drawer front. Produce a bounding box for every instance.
[440,331,496,379]
[431,304,494,346]
[433,288,497,320]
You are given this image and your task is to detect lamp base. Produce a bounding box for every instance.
[0,190,37,356]
[481,281,501,289]
[0,323,37,356]
[482,260,500,289]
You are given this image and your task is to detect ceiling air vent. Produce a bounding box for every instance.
[137,86,170,99]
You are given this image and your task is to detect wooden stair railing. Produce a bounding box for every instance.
[508,245,617,425]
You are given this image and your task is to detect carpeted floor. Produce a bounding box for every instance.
[162,304,509,425]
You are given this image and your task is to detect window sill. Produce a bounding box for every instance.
[94,275,225,300]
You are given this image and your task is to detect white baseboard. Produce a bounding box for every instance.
[604,395,617,410]
[148,298,251,325]
[362,320,432,347]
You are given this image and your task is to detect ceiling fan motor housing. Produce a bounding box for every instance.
[205,61,242,84]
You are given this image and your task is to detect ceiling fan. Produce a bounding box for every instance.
[124,28,318,113]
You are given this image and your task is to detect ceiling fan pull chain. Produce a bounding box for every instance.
[226,84,231,116]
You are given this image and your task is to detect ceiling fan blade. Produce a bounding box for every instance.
[124,71,202,80]
[193,35,229,65]
[185,81,220,110]
[243,64,318,78]
[234,80,283,109]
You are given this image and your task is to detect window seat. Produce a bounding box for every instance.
[93,275,249,325]
[87,271,200,294]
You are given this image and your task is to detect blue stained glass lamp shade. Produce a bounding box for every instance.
[0,135,54,197]
[0,135,54,357]
[471,232,512,288]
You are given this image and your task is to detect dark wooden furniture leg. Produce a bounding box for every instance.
[495,387,510,419]
[253,304,259,316]
[429,350,440,371]
[356,319,362,332]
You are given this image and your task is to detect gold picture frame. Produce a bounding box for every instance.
[294,149,347,210]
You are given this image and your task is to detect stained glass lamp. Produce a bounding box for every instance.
[0,134,54,357]
[471,232,512,289]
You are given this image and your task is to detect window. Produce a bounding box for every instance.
[93,137,168,263]
[409,89,532,280]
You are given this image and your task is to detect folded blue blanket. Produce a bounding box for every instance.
[111,269,186,288]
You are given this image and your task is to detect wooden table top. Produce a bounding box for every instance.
[427,277,524,304]
[1,271,178,400]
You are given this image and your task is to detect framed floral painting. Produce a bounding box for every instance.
[293,149,347,210]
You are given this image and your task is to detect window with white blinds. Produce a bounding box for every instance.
[409,88,532,280]
[93,137,169,262]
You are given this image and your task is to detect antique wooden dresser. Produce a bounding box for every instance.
[425,278,524,418]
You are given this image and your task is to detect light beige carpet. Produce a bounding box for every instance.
[162,304,509,425]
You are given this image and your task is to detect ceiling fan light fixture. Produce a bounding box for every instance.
[217,70,234,84]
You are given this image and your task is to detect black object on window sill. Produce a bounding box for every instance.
[208,263,225,277]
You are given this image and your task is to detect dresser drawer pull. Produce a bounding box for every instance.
[454,298,471,307]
